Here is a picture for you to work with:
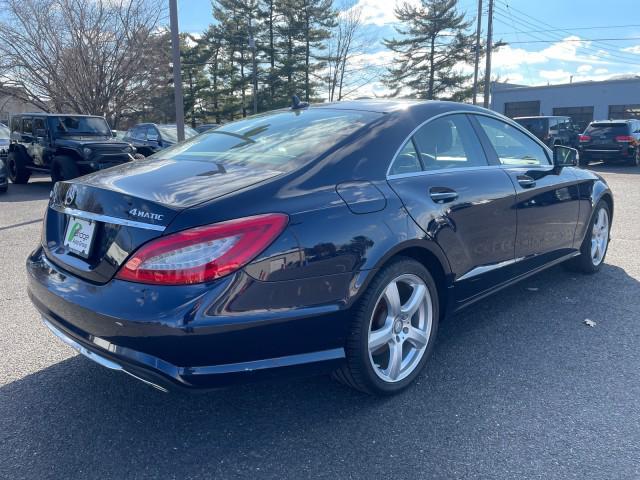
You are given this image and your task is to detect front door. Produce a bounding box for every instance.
[387,113,518,304]
[472,114,581,271]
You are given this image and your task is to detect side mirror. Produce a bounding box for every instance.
[553,145,578,167]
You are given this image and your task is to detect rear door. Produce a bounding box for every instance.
[387,113,518,303]
[472,114,580,271]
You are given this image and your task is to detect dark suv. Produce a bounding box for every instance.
[0,123,9,192]
[578,119,640,167]
[514,116,580,148]
[123,123,197,157]
[7,114,135,183]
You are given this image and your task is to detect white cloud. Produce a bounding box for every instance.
[539,69,571,82]
[622,45,640,54]
[594,68,608,74]
[346,0,419,26]
[577,64,592,73]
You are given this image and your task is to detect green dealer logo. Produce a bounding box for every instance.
[67,222,82,242]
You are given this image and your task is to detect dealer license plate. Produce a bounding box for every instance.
[63,216,96,257]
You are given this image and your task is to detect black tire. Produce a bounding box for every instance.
[333,257,440,395]
[6,150,31,184]
[133,153,146,160]
[51,155,80,183]
[628,150,640,167]
[565,200,611,274]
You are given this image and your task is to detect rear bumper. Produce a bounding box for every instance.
[27,247,350,390]
[579,146,636,159]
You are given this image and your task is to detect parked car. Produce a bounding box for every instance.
[578,119,640,167]
[7,114,136,183]
[195,123,220,134]
[0,122,9,192]
[123,123,198,157]
[514,115,580,148]
[27,100,613,395]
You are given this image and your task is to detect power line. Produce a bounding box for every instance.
[498,24,640,35]
[493,4,640,66]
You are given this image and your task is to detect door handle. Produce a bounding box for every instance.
[517,175,536,188]
[429,188,458,203]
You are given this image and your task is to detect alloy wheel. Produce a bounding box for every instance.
[591,207,609,266]
[367,274,433,383]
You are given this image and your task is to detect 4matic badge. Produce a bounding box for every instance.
[128,208,164,222]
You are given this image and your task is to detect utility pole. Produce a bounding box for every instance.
[472,0,483,105]
[482,0,493,109]
[169,0,185,141]
[249,17,258,115]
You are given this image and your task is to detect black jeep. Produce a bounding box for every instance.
[7,113,135,183]
[513,115,580,148]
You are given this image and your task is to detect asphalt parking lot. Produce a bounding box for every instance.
[1,166,639,480]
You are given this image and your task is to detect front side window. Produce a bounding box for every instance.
[412,114,487,171]
[33,118,45,133]
[22,118,33,134]
[0,123,9,138]
[476,116,550,166]
[10,117,20,133]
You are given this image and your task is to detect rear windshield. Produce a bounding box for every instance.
[514,118,547,136]
[154,108,381,170]
[585,123,628,136]
[49,116,111,136]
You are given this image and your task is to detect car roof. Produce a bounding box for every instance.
[590,119,631,124]
[513,116,568,120]
[11,113,103,118]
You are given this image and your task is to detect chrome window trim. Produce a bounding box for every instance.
[385,109,554,180]
[50,205,166,232]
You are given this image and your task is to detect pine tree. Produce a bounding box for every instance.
[383,0,475,100]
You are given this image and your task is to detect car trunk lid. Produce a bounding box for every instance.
[43,159,283,284]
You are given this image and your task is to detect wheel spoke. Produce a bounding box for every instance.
[401,284,427,318]
[386,341,403,380]
[369,322,393,353]
[383,281,401,317]
[406,326,428,349]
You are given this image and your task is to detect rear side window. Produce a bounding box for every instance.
[411,114,487,171]
[389,140,421,176]
[476,116,550,166]
[585,123,629,136]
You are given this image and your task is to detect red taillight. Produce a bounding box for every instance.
[116,213,288,285]
[579,135,591,143]
[615,135,634,143]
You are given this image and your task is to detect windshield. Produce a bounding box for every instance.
[49,116,111,136]
[153,108,381,171]
[515,118,547,137]
[157,125,198,143]
[0,123,9,139]
[585,123,628,136]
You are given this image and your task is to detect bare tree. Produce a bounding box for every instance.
[0,0,166,126]
[326,3,366,101]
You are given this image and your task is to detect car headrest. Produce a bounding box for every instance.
[419,120,453,155]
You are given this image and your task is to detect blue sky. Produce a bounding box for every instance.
[178,0,640,96]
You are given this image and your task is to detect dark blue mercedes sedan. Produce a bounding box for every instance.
[27,100,613,395]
